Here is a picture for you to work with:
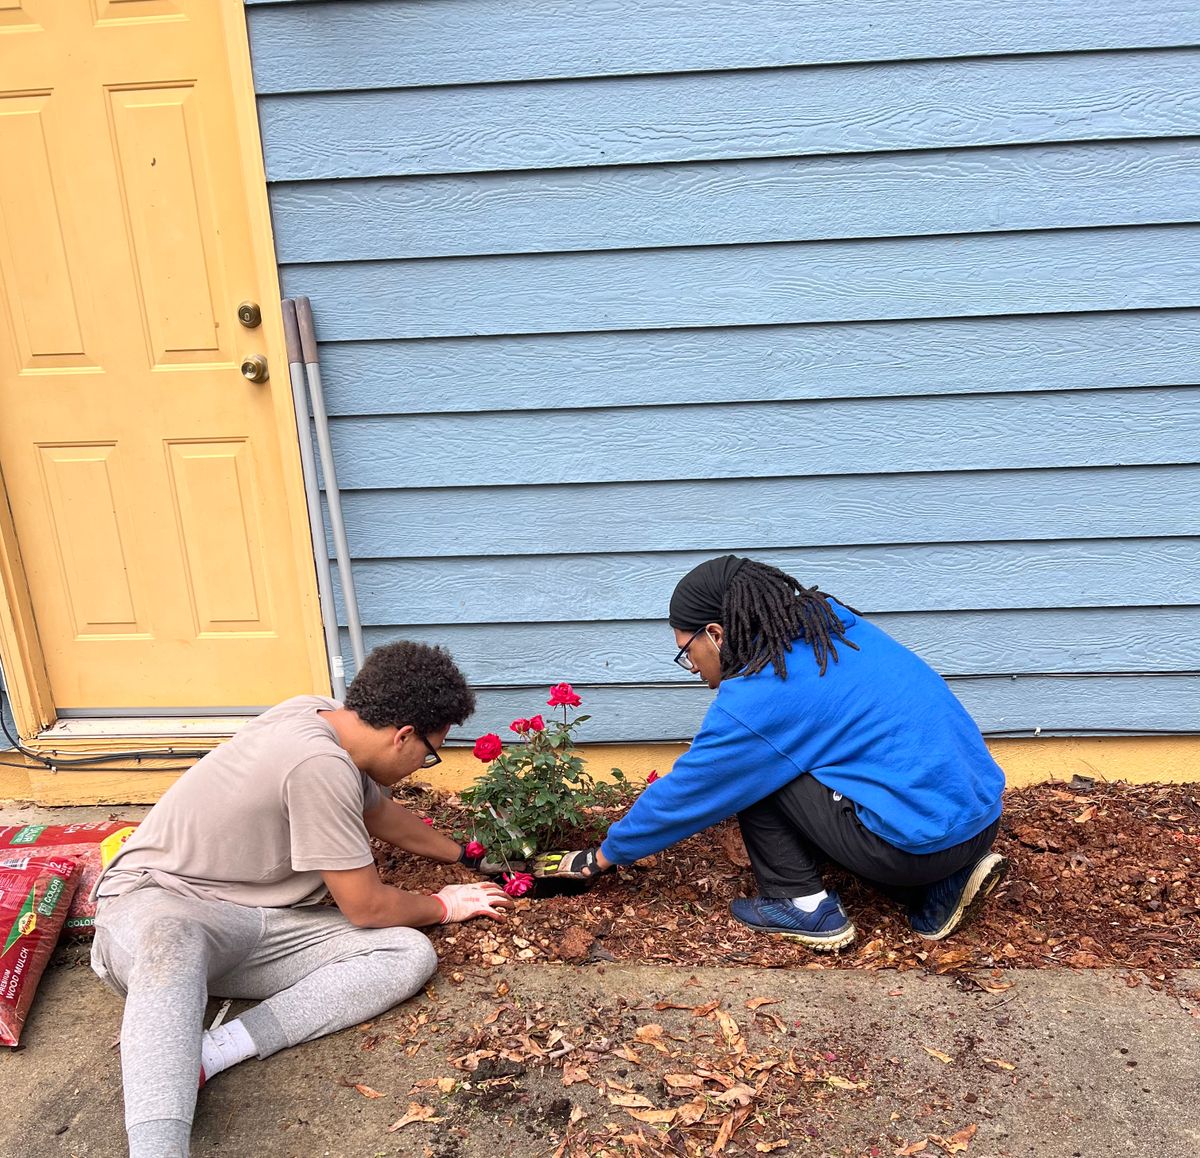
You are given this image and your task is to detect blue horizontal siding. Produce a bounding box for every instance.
[319,386,1195,490]
[313,310,1200,417]
[355,608,1200,686]
[252,2,1200,735]
[246,1,1200,91]
[270,139,1200,263]
[331,540,1198,626]
[330,466,1200,558]
[258,49,1200,180]
[283,224,1200,341]
[448,677,1200,743]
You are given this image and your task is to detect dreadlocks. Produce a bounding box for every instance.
[720,560,859,679]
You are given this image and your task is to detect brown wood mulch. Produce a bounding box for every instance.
[376,779,1200,983]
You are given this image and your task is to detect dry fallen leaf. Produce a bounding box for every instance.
[745,997,780,1010]
[895,1141,929,1156]
[625,1107,679,1125]
[607,1091,655,1109]
[353,1084,385,1099]
[755,1143,789,1154]
[983,1057,1016,1071]
[932,1124,978,1154]
[1074,804,1098,824]
[923,1046,955,1064]
[561,1060,591,1086]
[714,1009,745,1050]
[663,1072,705,1092]
[713,1083,756,1106]
[386,1103,443,1131]
[634,1023,668,1053]
[825,1075,869,1091]
[675,1097,708,1127]
[692,999,721,1016]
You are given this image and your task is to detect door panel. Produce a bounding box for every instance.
[0,1,323,710]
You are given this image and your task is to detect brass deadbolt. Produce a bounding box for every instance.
[240,354,269,383]
[237,301,262,328]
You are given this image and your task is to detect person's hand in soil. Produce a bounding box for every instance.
[531,848,611,881]
[459,843,526,877]
[432,881,515,923]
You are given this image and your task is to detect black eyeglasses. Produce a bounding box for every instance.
[673,625,708,672]
[413,730,442,768]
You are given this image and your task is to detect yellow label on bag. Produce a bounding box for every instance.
[98,827,136,869]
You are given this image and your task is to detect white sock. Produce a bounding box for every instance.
[200,1018,257,1079]
[790,890,829,913]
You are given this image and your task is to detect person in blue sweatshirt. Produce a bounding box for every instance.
[533,555,1007,951]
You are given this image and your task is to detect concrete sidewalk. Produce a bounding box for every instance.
[3,949,1198,1157]
[3,804,1199,1158]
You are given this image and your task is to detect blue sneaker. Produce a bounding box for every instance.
[729,893,856,951]
[909,853,1008,941]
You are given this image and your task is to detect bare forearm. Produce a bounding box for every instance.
[365,799,461,862]
[345,885,445,929]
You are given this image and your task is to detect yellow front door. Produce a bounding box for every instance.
[0,0,326,713]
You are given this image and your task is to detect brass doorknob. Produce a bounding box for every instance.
[237,301,262,328]
[240,354,269,383]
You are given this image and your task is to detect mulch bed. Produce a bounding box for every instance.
[376,779,1200,982]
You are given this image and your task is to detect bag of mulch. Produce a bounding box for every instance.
[0,853,82,1046]
[0,822,138,936]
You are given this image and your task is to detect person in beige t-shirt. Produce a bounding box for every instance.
[91,641,510,1158]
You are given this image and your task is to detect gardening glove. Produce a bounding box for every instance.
[433,882,514,924]
[531,848,606,881]
[458,844,526,876]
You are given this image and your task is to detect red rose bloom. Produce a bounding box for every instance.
[547,682,582,708]
[646,769,660,784]
[464,840,486,860]
[472,733,503,762]
[502,871,534,897]
[527,715,545,732]
[510,718,530,735]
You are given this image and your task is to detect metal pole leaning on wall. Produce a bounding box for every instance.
[282,299,347,699]
[294,296,367,674]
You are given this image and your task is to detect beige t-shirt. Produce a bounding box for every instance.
[96,696,383,908]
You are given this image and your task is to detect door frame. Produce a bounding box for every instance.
[0,0,329,754]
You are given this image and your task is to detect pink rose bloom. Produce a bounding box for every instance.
[527,715,545,732]
[502,871,534,897]
[464,840,486,860]
[510,718,530,734]
[473,733,503,761]
[547,682,582,709]
[646,769,660,784]
[421,817,434,826]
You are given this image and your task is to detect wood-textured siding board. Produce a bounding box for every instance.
[270,140,1200,263]
[246,1,1200,91]
[330,466,1200,559]
[258,49,1200,180]
[323,386,1195,491]
[282,224,1200,341]
[335,540,1198,626]
[313,310,1200,417]
[450,676,1200,742]
[357,608,1200,685]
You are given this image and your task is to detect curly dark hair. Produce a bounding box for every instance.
[343,641,475,734]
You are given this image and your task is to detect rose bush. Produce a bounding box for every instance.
[461,683,626,863]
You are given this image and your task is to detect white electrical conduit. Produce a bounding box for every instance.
[282,298,346,698]
[294,296,366,674]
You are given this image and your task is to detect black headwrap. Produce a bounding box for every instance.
[668,554,748,630]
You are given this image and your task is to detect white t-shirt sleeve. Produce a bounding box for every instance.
[284,755,376,872]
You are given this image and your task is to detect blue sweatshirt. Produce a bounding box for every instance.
[601,604,1004,865]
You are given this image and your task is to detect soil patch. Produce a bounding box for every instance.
[377,779,1200,981]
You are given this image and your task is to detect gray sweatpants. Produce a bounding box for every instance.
[92,885,438,1156]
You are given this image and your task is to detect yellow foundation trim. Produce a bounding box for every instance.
[2,736,1198,807]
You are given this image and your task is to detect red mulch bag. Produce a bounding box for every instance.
[0,822,138,936]
[0,853,81,1046]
